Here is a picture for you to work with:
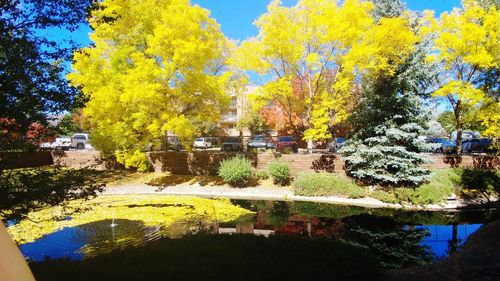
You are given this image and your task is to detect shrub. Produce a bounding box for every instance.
[255,170,269,180]
[268,160,290,185]
[460,169,500,196]
[293,172,366,198]
[390,170,460,206]
[394,188,415,203]
[218,156,253,187]
[370,190,398,204]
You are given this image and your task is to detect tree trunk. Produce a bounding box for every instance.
[307,138,313,153]
[449,223,458,254]
[454,100,463,155]
[306,75,314,154]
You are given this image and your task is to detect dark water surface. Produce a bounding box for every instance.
[20,199,497,268]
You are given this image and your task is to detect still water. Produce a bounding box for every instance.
[19,199,497,267]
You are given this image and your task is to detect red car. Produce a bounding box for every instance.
[276,136,298,153]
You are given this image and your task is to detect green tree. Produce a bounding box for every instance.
[0,0,92,134]
[56,114,82,136]
[236,109,268,136]
[437,110,485,135]
[340,0,435,187]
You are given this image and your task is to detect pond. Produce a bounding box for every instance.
[17,197,498,270]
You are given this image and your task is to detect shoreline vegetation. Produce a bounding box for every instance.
[100,168,499,211]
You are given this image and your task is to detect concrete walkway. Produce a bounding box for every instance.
[102,183,460,210]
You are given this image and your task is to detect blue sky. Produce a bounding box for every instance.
[54,0,462,48]
[193,0,462,41]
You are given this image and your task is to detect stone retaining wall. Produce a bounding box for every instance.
[147,152,500,175]
[0,151,54,169]
[2,150,499,174]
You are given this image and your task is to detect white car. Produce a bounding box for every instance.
[71,133,90,150]
[54,136,72,150]
[40,142,55,149]
[193,137,214,149]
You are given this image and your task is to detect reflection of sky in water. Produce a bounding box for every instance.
[20,227,86,261]
[417,224,482,259]
[20,219,161,262]
[21,221,485,262]
[18,201,493,263]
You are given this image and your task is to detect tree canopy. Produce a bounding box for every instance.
[232,0,418,150]
[0,0,92,133]
[424,0,500,151]
[69,0,235,170]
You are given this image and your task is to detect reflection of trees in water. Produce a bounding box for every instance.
[78,220,161,257]
[341,215,434,269]
[214,200,495,269]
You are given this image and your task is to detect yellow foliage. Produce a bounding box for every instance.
[426,1,499,141]
[68,0,233,168]
[232,0,418,141]
[477,99,500,137]
[433,81,485,104]
[7,195,254,244]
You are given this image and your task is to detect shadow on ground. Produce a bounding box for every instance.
[29,235,382,281]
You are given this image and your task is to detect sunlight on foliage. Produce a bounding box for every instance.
[425,0,500,151]
[233,0,417,143]
[68,0,238,169]
[7,195,254,244]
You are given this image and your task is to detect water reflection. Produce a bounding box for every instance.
[21,219,161,260]
[20,199,497,268]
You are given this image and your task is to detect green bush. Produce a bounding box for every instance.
[460,169,500,196]
[392,170,457,206]
[394,188,415,203]
[293,172,366,198]
[218,156,253,187]
[370,190,398,204]
[268,160,290,185]
[255,170,269,180]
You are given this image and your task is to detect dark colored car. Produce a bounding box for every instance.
[462,138,493,153]
[276,136,298,153]
[248,135,273,150]
[427,137,457,154]
[327,137,346,153]
[221,137,243,152]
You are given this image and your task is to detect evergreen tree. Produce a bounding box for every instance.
[341,0,436,187]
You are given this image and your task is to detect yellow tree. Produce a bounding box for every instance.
[425,0,499,153]
[232,0,417,151]
[68,0,233,170]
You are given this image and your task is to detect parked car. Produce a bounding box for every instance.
[247,135,273,150]
[193,137,216,149]
[54,136,72,150]
[165,136,184,151]
[220,136,242,151]
[450,131,480,142]
[327,137,346,153]
[462,138,493,153]
[40,141,55,149]
[276,136,298,153]
[427,137,457,154]
[71,133,90,150]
